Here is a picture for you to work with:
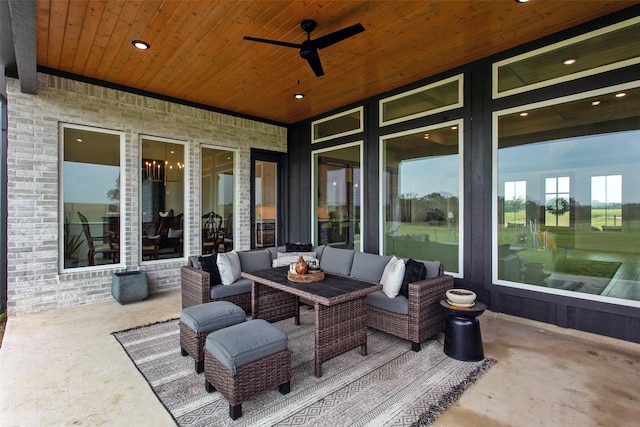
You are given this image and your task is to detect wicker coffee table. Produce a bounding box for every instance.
[242,266,382,377]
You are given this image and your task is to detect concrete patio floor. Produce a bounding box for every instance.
[1,289,638,426]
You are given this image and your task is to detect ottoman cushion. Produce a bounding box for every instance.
[181,301,246,334]
[206,319,288,375]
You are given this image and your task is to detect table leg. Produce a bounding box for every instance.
[314,297,367,377]
[251,282,297,323]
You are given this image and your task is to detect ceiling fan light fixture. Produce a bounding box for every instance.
[132,40,150,50]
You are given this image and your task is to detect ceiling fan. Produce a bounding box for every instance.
[243,19,365,77]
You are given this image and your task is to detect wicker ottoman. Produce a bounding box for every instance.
[180,301,246,373]
[204,319,292,420]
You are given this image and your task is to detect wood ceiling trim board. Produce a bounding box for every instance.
[71,0,107,73]
[59,0,88,70]
[124,0,207,88]
[35,0,51,66]
[38,0,69,71]
[163,1,267,93]
[82,1,125,77]
[91,0,145,81]
[170,0,306,97]
[109,0,172,85]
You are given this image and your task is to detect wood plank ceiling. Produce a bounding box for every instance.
[35,0,638,125]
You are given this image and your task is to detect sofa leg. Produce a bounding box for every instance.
[279,381,291,395]
[230,403,242,420]
[180,347,188,356]
[205,380,216,393]
[411,341,421,352]
[195,360,204,373]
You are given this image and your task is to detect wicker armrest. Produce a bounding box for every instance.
[181,266,211,309]
[407,274,454,343]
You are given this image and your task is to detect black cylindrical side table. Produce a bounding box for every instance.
[440,300,487,362]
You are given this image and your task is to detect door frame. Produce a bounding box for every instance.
[250,149,287,249]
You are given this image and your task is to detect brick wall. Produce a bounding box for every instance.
[5,73,286,316]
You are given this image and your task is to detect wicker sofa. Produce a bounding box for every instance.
[180,245,453,351]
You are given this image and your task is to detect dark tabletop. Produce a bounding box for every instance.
[243,266,381,305]
[440,299,487,318]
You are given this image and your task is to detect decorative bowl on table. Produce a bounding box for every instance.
[446,289,476,307]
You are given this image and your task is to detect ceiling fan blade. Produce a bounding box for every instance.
[304,50,324,77]
[314,23,365,50]
[243,36,301,49]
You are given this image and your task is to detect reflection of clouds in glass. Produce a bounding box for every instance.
[500,130,640,172]
[64,162,119,203]
[400,155,458,197]
[499,129,640,205]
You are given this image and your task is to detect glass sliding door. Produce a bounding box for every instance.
[60,125,123,269]
[141,137,185,261]
[201,147,235,253]
[381,123,462,274]
[313,142,362,250]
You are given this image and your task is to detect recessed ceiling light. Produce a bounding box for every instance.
[520,112,528,117]
[615,92,626,98]
[451,126,458,130]
[76,138,83,143]
[591,100,601,106]
[563,58,576,65]
[424,133,430,139]
[515,0,530,3]
[132,40,150,50]
[294,93,304,99]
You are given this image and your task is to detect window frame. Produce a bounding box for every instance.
[311,140,364,250]
[378,119,464,277]
[140,134,188,263]
[493,16,640,99]
[311,107,364,144]
[492,80,640,308]
[59,123,125,272]
[379,74,464,127]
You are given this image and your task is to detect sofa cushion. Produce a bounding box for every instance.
[400,258,427,298]
[217,251,241,285]
[180,301,246,334]
[205,319,288,375]
[189,255,201,269]
[313,245,326,261]
[366,291,409,315]
[286,242,313,252]
[199,253,222,286]
[350,252,392,283]
[381,256,406,298]
[210,278,252,299]
[273,251,316,267]
[266,246,286,262]
[320,246,355,276]
[422,260,442,278]
[238,249,271,272]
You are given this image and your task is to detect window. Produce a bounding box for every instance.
[591,175,622,231]
[141,137,185,261]
[201,147,235,254]
[380,74,463,126]
[312,142,362,250]
[494,16,640,98]
[60,125,122,270]
[494,82,640,304]
[381,122,463,275]
[545,177,570,227]
[312,107,363,143]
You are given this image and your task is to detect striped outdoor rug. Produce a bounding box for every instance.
[113,309,495,427]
